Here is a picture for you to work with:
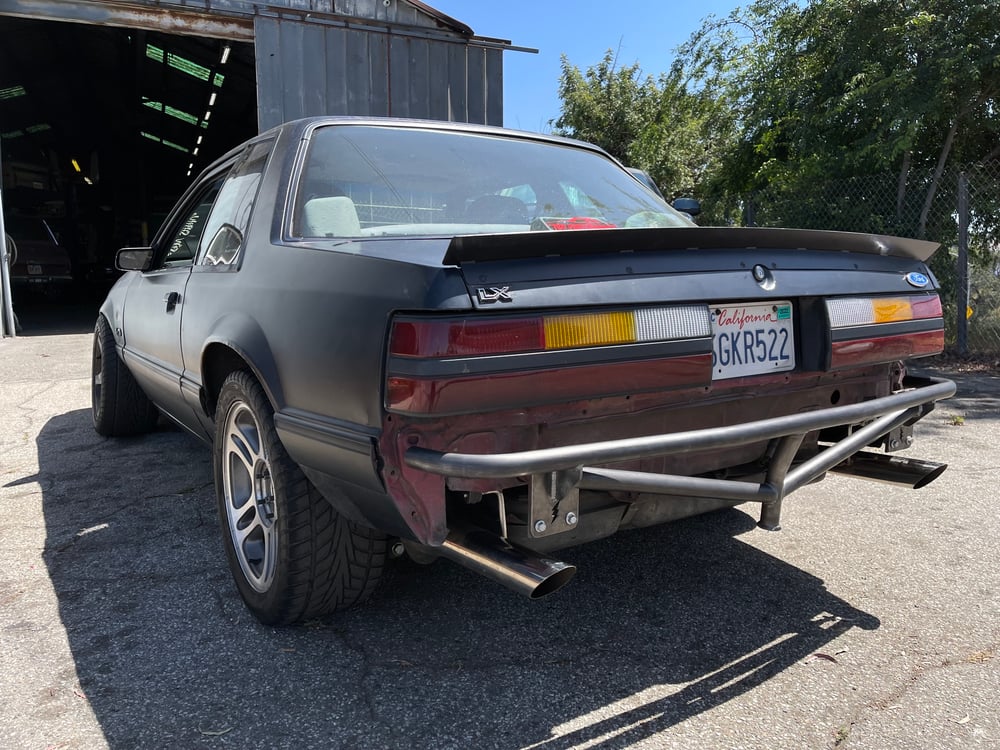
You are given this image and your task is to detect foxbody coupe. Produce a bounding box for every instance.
[93,117,955,624]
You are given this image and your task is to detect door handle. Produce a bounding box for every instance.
[164,291,181,312]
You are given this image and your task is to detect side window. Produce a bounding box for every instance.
[162,180,225,267]
[198,140,271,266]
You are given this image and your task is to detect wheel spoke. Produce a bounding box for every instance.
[229,431,255,468]
[232,505,261,545]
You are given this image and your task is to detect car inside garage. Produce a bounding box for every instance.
[0,15,257,331]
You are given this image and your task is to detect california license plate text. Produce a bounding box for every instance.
[711,302,795,380]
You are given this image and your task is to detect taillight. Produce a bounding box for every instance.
[827,294,942,327]
[390,318,544,357]
[387,305,714,414]
[390,306,711,358]
[827,293,944,369]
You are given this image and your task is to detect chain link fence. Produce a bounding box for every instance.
[722,164,1000,357]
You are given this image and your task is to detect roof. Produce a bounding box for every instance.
[403,0,473,36]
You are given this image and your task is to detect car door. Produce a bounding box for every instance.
[121,170,228,433]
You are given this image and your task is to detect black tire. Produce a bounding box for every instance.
[91,315,160,436]
[214,370,387,625]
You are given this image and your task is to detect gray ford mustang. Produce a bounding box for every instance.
[93,116,955,624]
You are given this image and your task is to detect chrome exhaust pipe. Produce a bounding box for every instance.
[830,450,947,489]
[436,526,576,599]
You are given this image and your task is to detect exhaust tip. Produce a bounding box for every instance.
[830,451,948,490]
[439,527,577,600]
[913,462,948,489]
[528,562,577,599]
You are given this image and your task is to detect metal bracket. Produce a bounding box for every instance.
[882,423,914,452]
[528,468,582,538]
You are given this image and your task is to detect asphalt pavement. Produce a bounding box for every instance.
[1,326,997,749]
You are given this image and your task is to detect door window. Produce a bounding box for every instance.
[162,180,225,267]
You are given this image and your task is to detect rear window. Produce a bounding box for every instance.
[291,125,693,239]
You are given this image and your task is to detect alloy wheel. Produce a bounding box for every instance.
[221,400,279,593]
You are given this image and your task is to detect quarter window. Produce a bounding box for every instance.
[198,141,271,266]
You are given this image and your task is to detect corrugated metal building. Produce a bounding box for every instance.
[254,0,510,130]
[0,0,526,333]
[0,0,514,130]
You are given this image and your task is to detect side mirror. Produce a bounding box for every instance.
[671,197,702,217]
[116,247,155,272]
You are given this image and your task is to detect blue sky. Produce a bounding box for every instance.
[429,1,743,132]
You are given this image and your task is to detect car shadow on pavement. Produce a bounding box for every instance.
[35,408,879,750]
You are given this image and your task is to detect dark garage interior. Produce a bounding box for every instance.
[0,15,257,332]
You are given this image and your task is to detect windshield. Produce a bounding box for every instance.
[292,125,694,239]
[4,217,59,245]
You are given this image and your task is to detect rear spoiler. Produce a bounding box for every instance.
[442,226,941,266]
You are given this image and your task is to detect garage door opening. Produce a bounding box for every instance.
[1,15,256,333]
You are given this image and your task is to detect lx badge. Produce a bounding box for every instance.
[477,286,513,304]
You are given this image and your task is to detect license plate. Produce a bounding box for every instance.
[27,264,43,275]
[710,301,795,380]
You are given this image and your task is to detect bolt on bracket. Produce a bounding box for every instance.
[528,468,582,538]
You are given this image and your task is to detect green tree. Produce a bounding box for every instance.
[678,0,1000,238]
[552,49,732,206]
[554,1,1000,238]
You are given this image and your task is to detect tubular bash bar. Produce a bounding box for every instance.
[404,376,956,530]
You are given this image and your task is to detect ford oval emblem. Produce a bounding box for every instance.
[905,271,929,288]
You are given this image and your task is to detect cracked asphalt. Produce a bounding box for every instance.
[1,321,998,749]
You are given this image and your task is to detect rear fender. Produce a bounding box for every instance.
[200,314,285,417]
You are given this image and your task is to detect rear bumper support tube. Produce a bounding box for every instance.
[404,376,956,529]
